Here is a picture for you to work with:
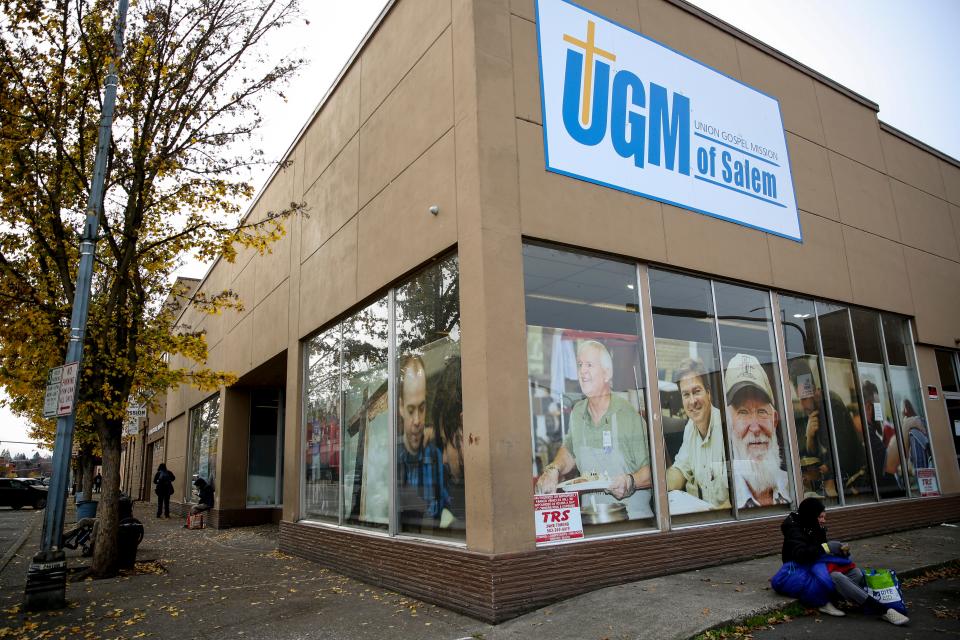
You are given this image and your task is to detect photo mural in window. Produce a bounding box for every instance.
[395,254,463,539]
[525,244,655,539]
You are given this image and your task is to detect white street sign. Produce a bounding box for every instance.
[43,384,60,418]
[47,366,63,386]
[56,362,80,416]
[44,366,63,418]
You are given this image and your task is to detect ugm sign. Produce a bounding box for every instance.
[536,0,801,241]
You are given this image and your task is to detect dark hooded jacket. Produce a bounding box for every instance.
[780,510,827,564]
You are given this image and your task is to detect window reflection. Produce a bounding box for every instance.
[189,394,220,500]
[342,298,390,529]
[303,327,341,522]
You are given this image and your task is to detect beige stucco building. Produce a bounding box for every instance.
[151,0,960,621]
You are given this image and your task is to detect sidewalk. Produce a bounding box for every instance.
[0,503,957,640]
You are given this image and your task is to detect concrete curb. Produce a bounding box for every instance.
[0,511,40,574]
[687,557,960,639]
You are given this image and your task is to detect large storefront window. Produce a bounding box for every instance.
[525,244,655,538]
[850,308,906,498]
[188,394,220,499]
[396,256,462,538]
[780,295,839,505]
[300,254,463,541]
[883,315,931,496]
[778,300,936,506]
[814,302,874,504]
[342,298,390,530]
[650,270,733,525]
[650,270,796,524]
[303,326,340,522]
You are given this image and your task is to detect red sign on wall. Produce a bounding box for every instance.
[534,493,584,543]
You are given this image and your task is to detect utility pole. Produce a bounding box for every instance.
[24,0,130,610]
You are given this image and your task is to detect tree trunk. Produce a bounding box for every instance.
[91,425,121,577]
[80,448,96,499]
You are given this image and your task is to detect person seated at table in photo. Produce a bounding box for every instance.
[899,399,932,476]
[431,356,465,525]
[664,358,729,509]
[787,359,845,498]
[800,456,829,499]
[862,380,902,496]
[535,339,653,519]
[191,477,214,515]
[396,354,455,529]
[725,353,790,508]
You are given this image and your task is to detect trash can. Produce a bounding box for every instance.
[117,518,144,569]
[76,500,98,520]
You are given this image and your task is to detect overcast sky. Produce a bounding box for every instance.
[3,0,958,456]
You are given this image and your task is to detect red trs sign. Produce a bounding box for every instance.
[534,493,584,543]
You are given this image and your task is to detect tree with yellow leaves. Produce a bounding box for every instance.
[0,0,304,576]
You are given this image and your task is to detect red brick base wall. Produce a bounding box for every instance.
[279,495,960,623]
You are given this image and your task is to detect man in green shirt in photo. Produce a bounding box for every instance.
[536,340,653,519]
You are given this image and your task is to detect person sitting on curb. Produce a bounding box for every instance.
[775,497,909,626]
[190,477,214,515]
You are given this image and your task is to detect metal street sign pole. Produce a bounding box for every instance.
[25,0,130,610]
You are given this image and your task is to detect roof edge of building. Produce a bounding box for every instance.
[879,120,960,169]
[665,0,879,112]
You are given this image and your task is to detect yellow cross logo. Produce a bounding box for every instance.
[563,20,616,126]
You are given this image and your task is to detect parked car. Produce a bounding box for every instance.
[14,477,42,486]
[0,478,48,509]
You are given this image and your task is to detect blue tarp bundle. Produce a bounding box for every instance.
[770,554,852,607]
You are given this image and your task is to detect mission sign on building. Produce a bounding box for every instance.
[536,0,802,241]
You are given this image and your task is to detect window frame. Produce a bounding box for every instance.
[186,392,221,503]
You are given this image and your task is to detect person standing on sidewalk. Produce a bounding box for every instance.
[153,463,175,518]
[779,497,909,626]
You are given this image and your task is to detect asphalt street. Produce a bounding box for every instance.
[0,508,40,570]
[751,575,960,638]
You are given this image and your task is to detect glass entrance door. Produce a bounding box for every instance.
[248,390,283,507]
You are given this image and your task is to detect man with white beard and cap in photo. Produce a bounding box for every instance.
[725,353,790,508]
